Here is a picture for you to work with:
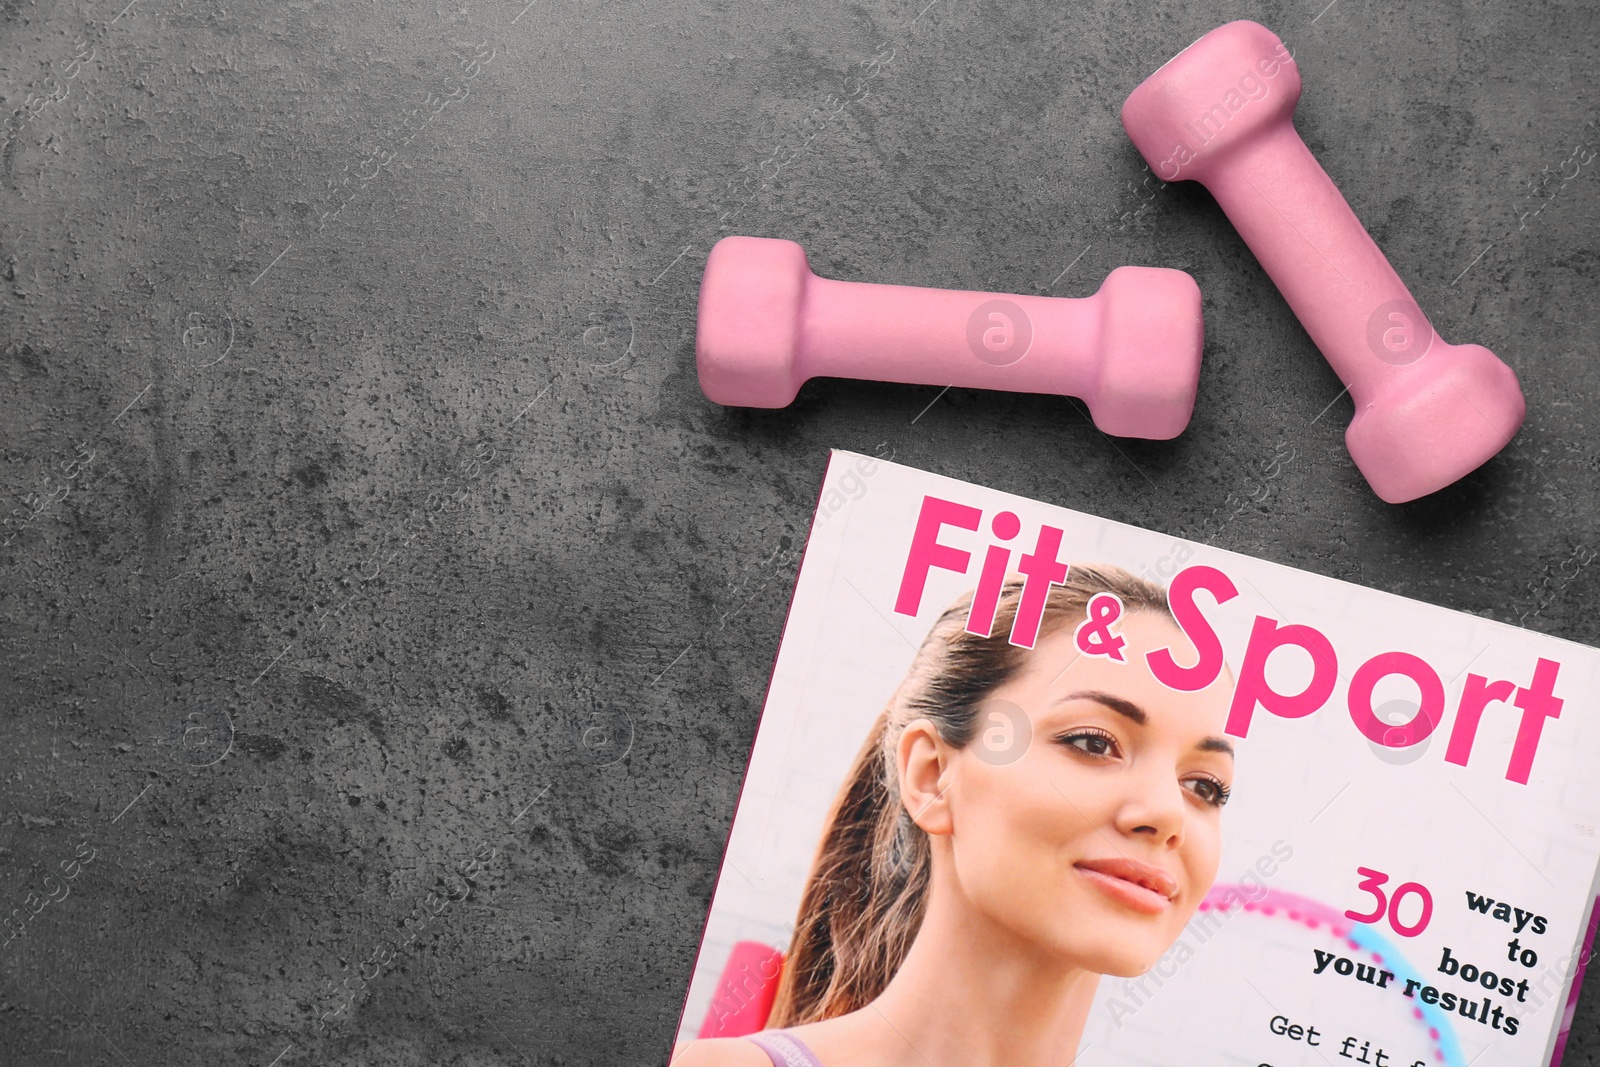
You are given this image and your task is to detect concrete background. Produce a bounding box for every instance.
[1,0,1597,1063]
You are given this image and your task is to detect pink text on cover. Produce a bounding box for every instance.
[895,495,1566,786]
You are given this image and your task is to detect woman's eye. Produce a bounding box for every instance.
[1062,732,1118,758]
[1184,777,1231,807]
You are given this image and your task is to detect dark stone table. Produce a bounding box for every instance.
[2,0,1596,1062]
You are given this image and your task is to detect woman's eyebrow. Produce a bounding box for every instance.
[1058,690,1146,725]
[1058,691,1235,757]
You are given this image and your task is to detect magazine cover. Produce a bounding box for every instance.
[671,451,1600,1067]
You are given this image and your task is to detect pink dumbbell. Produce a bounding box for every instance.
[1122,20,1526,502]
[695,236,1204,440]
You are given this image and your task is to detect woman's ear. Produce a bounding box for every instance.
[897,719,954,836]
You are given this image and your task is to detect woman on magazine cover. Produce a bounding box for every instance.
[678,566,1238,1067]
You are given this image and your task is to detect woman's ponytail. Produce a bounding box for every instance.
[767,705,931,1024]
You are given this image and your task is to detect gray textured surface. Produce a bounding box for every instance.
[1,0,1598,1063]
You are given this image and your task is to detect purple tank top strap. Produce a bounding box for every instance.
[745,1029,826,1067]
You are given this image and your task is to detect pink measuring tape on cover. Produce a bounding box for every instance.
[696,236,1205,440]
[1121,21,1526,502]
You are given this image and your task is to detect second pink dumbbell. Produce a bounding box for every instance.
[1122,20,1526,502]
[696,236,1204,440]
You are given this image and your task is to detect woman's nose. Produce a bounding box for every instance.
[1114,769,1186,847]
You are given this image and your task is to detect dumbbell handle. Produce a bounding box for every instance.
[1207,121,1423,404]
[796,276,1098,394]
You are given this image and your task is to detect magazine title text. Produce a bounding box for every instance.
[895,495,1565,785]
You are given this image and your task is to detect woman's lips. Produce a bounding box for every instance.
[1074,858,1179,915]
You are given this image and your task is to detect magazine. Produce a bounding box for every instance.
[672,451,1600,1067]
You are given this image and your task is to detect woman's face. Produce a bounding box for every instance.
[913,610,1235,977]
